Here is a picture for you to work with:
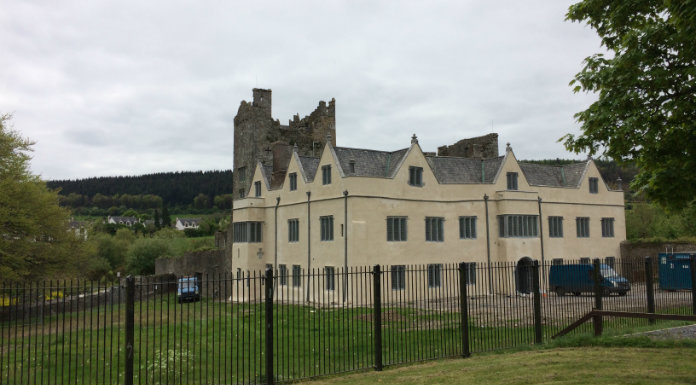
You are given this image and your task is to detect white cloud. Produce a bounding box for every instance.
[0,0,603,179]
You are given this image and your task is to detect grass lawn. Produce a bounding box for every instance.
[304,346,696,385]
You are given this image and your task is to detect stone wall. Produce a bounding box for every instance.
[155,249,230,277]
[621,240,696,259]
[437,133,499,158]
[233,89,336,199]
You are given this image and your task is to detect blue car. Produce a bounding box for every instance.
[549,263,630,296]
[177,276,200,303]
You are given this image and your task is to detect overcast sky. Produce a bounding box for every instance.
[1,0,603,181]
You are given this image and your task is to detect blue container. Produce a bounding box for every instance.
[658,253,694,290]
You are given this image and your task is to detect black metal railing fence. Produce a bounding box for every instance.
[1,256,695,385]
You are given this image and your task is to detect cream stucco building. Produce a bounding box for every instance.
[230,135,625,298]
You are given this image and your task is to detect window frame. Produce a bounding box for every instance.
[427,264,442,288]
[292,265,302,287]
[408,166,423,186]
[498,215,539,238]
[289,172,298,191]
[386,216,408,242]
[459,216,477,239]
[601,217,615,237]
[576,217,590,238]
[320,215,334,241]
[325,266,335,291]
[279,264,288,286]
[322,165,332,185]
[548,216,564,238]
[254,181,261,197]
[425,217,445,242]
[506,172,519,190]
[589,177,599,194]
[391,265,406,290]
[233,221,263,243]
[288,218,299,243]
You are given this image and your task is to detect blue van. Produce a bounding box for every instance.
[549,263,630,296]
[177,276,200,303]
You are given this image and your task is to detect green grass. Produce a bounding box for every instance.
[303,347,696,385]
[1,293,694,384]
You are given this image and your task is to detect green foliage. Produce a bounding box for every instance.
[126,238,171,275]
[0,114,88,281]
[625,202,696,240]
[563,0,696,210]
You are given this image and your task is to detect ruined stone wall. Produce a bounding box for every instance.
[233,89,336,198]
[437,133,499,158]
[155,249,230,277]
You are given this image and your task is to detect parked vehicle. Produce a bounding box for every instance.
[549,263,630,296]
[177,276,200,303]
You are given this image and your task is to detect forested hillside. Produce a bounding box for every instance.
[48,170,233,214]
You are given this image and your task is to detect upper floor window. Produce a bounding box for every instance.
[289,172,298,191]
[589,177,599,194]
[506,172,518,190]
[548,216,563,238]
[238,166,246,182]
[233,221,262,243]
[288,218,299,242]
[409,166,423,186]
[320,215,334,241]
[322,165,331,185]
[387,217,407,241]
[601,217,615,237]
[498,215,538,237]
[459,216,477,239]
[254,181,261,197]
[425,217,444,242]
[576,217,590,238]
[238,188,246,199]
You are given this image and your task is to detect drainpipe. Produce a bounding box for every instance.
[306,191,312,302]
[484,194,492,294]
[274,197,280,272]
[537,197,546,284]
[343,190,349,303]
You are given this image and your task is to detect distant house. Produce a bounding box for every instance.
[107,216,140,227]
[176,218,201,231]
[68,219,88,240]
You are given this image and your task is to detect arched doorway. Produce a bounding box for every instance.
[515,257,534,294]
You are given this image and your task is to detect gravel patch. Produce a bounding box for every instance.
[630,324,696,340]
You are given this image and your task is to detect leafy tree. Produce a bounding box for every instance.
[126,238,171,275]
[161,206,172,228]
[0,114,86,281]
[563,1,696,209]
[153,209,161,229]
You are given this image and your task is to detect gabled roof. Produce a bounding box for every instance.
[333,147,409,178]
[518,161,588,188]
[298,155,320,182]
[425,156,504,184]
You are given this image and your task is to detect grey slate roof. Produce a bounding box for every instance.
[518,161,588,187]
[333,147,409,178]
[426,156,504,184]
[298,156,320,182]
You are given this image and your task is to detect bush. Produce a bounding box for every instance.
[126,239,171,275]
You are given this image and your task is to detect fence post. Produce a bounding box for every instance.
[458,263,471,357]
[125,276,135,385]
[265,268,274,385]
[373,265,383,371]
[532,261,543,344]
[645,256,656,324]
[592,258,603,337]
[690,255,696,315]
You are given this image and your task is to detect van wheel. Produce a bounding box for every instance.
[618,291,627,296]
[573,292,581,296]
[555,287,565,296]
